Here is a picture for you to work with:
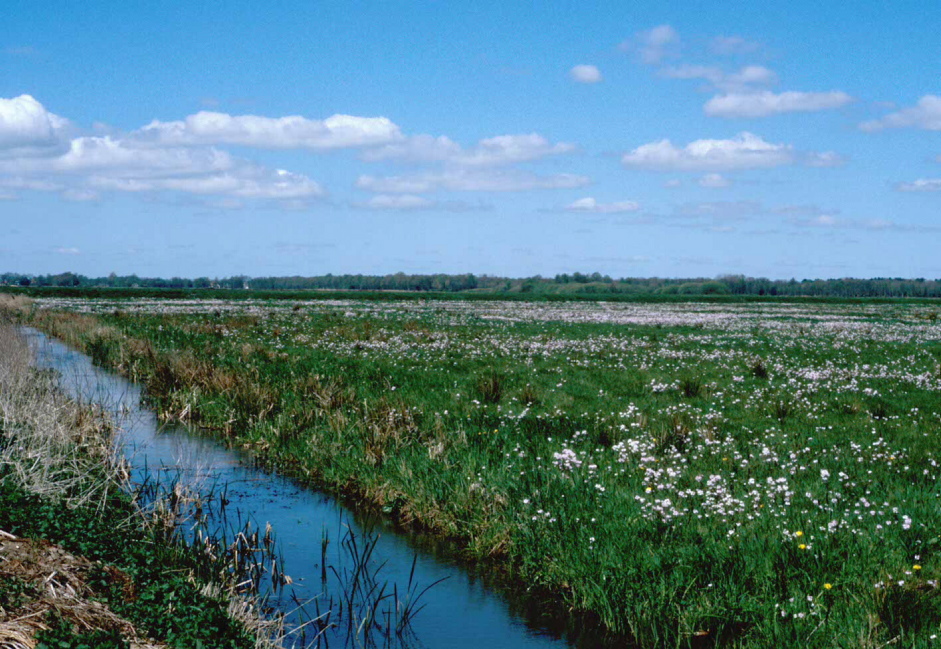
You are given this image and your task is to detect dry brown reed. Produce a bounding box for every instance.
[0,317,125,510]
[0,308,287,649]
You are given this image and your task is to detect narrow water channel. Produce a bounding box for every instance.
[25,328,609,649]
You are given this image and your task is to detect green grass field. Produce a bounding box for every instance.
[25,295,941,647]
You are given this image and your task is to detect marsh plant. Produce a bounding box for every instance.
[295,527,447,648]
[18,295,941,647]
[0,315,272,648]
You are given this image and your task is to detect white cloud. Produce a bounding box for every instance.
[570,65,602,84]
[53,247,80,255]
[0,176,63,191]
[784,212,934,232]
[564,197,639,213]
[860,95,941,131]
[137,111,403,149]
[800,214,841,227]
[704,91,853,118]
[805,151,846,167]
[622,132,794,171]
[0,95,71,156]
[724,66,778,89]
[1,132,323,201]
[897,178,941,192]
[354,194,481,212]
[61,188,99,202]
[0,96,329,204]
[362,133,575,167]
[661,64,724,85]
[86,168,322,199]
[47,136,236,177]
[622,25,680,64]
[677,200,763,221]
[5,46,38,56]
[662,64,777,92]
[360,194,435,210]
[357,169,589,193]
[709,36,761,56]
[698,173,731,188]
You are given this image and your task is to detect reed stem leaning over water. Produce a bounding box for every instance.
[0,308,125,510]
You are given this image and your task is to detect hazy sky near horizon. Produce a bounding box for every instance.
[2,1,941,280]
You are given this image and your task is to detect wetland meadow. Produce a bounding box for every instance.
[13,294,941,647]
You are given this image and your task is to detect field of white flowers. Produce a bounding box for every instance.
[31,296,941,646]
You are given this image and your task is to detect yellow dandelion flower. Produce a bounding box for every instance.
[795,531,804,538]
[798,544,807,550]
[824,583,833,590]
[914,564,922,571]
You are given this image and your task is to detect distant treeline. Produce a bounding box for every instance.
[3,271,941,298]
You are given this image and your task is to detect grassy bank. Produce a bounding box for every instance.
[17,295,941,647]
[0,308,272,649]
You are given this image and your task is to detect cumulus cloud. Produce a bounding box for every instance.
[860,95,941,131]
[357,169,589,193]
[89,168,323,200]
[804,151,846,167]
[5,46,38,56]
[357,130,584,194]
[570,64,602,84]
[657,200,766,233]
[621,25,680,64]
[896,178,941,192]
[677,200,763,221]
[0,94,71,157]
[0,176,63,192]
[564,197,639,213]
[360,194,435,210]
[44,136,236,177]
[709,36,761,56]
[361,133,575,167]
[698,173,731,188]
[61,188,99,202]
[137,111,403,149]
[355,194,481,212]
[661,64,777,92]
[784,212,936,232]
[704,90,853,118]
[622,132,795,171]
[0,127,323,202]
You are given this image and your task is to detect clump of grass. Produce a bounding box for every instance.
[475,371,505,404]
[518,383,540,406]
[770,399,793,422]
[751,358,769,379]
[680,376,704,398]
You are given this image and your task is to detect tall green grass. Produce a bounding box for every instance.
[24,297,941,647]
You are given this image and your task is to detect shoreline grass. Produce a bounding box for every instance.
[0,312,281,649]
[14,295,941,647]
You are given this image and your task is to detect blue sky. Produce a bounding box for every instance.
[2,0,940,280]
